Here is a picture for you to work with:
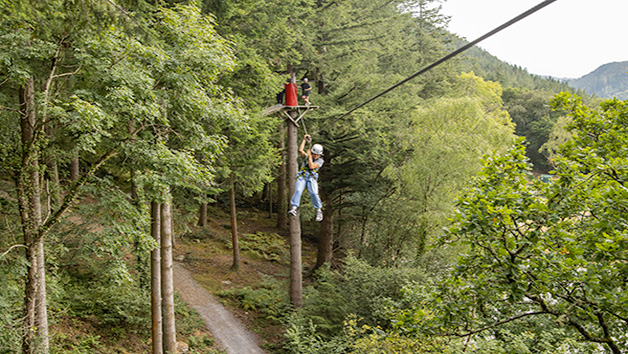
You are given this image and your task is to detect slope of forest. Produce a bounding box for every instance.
[1,0,627,353]
[459,44,575,92]
[568,61,628,99]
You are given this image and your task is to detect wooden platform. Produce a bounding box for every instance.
[262,104,319,116]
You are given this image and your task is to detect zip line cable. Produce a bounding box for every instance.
[318,0,559,132]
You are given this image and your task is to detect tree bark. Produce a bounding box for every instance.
[19,77,49,354]
[70,152,79,182]
[198,202,207,227]
[315,153,334,271]
[151,202,163,354]
[287,68,302,307]
[229,175,240,271]
[35,240,48,353]
[267,182,273,218]
[160,200,176,354]
[276,121,287,229]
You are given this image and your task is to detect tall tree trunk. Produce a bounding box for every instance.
[160,200,176,354]
[151,202,163,354]
[267,182,272,218]
[70,152,79,182]
[19,77,48,354]
[198,201,207,227]
[287,69,302,307]
[229,174,240,271]
[35,240,48,353]
[276,121,287,230]
[314,153,334,271]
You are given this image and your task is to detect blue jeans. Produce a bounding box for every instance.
[290,171,322,210]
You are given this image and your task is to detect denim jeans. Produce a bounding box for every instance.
[290,171,322,210]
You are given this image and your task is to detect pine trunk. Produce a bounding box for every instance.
[160,201,176,354]
[287,78,302,307]
[314,188,334,270]
[70,152,79,182]
[315,159,334,270]
[229,175,240,271]
[198,202,207,227]
[267,182,272,218]
[276,121,287,229]
[151,202,163,354]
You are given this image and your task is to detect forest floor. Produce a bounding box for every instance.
[173,263,266,354]
[173,204,319,353]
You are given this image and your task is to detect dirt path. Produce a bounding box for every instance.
[173,263,267,354]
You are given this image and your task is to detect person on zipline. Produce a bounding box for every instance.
[288,134,324,222]
[301,78,312,105]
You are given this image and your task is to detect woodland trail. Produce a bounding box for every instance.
[173,263,267,354]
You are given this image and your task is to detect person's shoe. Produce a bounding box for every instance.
[315,209,323,222]
[288,206,297,216]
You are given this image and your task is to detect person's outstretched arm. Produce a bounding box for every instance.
[298,135,309,158]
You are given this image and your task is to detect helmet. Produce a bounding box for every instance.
[311,144,324,155]
[303,78,308,82]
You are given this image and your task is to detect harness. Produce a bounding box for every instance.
[297,157,319,180]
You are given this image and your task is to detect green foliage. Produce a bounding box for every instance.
[236,231,288,263]
[58,276,150,330]
[0,256,25,354]
[202,0,309,107]
[218,276,291,322]
[432,94,628,353]
[345,314,452,354]
[283,312,348,354]
[50,333,105,354]
[502,87,564,172]
[356,73,515,266]
[460,45,578,93]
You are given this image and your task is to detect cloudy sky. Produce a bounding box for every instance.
[439,0,628,79]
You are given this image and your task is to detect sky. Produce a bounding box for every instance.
[439,0,628,79]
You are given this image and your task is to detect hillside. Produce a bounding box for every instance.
[568,61,628,99]
[458,44,576,93]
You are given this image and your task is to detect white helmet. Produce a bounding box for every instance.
[311,144,324,155]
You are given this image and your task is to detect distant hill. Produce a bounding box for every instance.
[567,61,628,100]
[458,45,576,93]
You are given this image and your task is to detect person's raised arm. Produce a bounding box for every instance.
[298,135,309,158]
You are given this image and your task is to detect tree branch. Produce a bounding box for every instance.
[449,311,547,337]
[36,125,144,242]
[0,244,27,260]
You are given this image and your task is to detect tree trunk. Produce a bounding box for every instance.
[69,152,79,182]
[276,121,287,229]
[160,200,176,354]
[267,182,272,218]
[229,175,240,271]
[19,77,48,354]
[151,202,163,354]
[287,68,302,307]
[198,202,207,227]
[315,153,334,271]
[35,240,48,353]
